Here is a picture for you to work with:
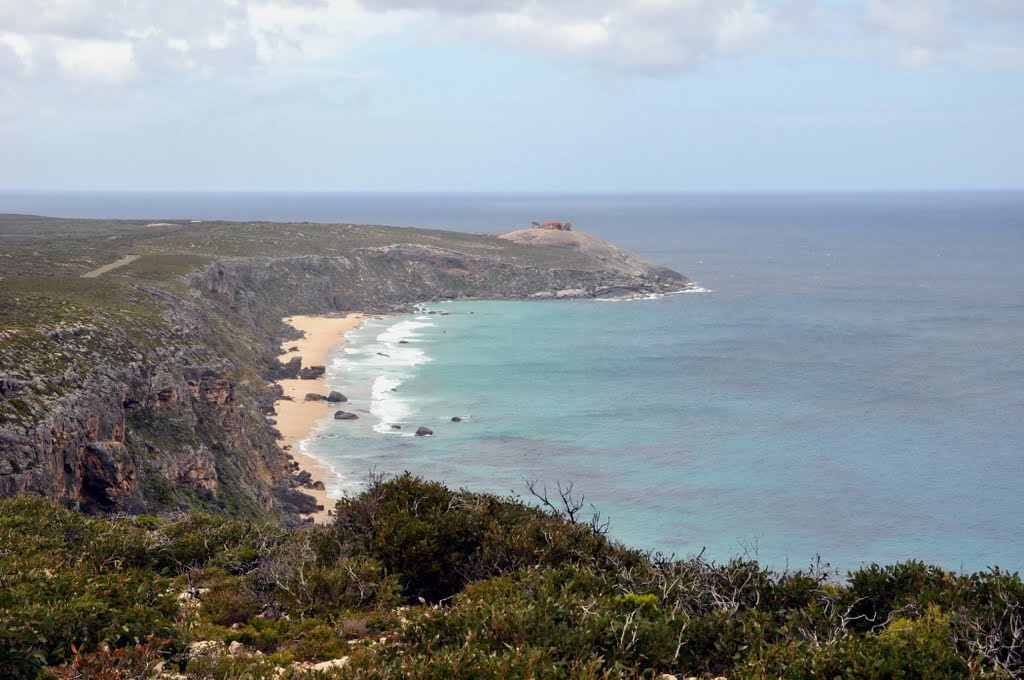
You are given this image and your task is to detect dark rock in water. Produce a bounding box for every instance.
[451,417,463,423]
[390,388,398,392]
[299,366,325,380]
[326,391,347,403]
[391,425,402,430]
[304,393,325,402]
[377,352,390,357]
[428,311,437,315]
[415,426,433,436]
[334,411,359,420]
[399,340,409,344]
[295,470,312,485]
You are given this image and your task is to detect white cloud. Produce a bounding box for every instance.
[52,37,138,83]
[715,3,777,54]
[865,0,954,47]
[0,0,1020,94]
[863,0,1024,68]
[394,0,785,73]
[0,0,407,86]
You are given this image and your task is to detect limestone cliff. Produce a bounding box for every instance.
[0,215,691,519]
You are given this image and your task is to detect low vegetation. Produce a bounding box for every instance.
[1,473,1021,678]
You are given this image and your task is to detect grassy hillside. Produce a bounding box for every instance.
[1,474,1021,678]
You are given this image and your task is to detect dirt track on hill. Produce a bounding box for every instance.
[81,254,140,278]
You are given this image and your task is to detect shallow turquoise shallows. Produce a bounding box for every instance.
[296,193,1024,573]
[4,190,1021,572]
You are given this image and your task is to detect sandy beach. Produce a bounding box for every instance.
[273,313,366,523]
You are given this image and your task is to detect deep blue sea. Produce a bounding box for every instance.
[4,190,1023,573]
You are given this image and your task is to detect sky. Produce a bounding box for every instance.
[0,0,1022,192]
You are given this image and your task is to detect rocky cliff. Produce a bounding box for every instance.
[0,216,691,519]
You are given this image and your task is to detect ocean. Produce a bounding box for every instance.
[3,190,1023,572]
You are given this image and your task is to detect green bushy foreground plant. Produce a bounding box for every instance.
[1,474,1022,679]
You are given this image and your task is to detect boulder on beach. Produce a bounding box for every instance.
[334,411,359,420]
[299,366,326,380]
[304,393,326,402]
[415,426,434,436]
[273,356,302,379]
[327,391,347,403]
[295,470,312,485]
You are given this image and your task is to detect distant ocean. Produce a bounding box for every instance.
[4,190,1023,573]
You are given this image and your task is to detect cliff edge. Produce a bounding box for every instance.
[499,227,688,298]
[0,214,692,519]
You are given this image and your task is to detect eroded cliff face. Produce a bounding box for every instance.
[194,239,690,321]
[0,288,297,518]
[0,356,289,516]
[0,223,690,519]
[0,374,139,511]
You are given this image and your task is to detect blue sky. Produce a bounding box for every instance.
[1,0,1022,192]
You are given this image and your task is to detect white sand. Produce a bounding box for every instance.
[272,314,366,523]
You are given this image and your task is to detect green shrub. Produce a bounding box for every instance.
[201,585,263,627]
[226,617,286,653]
[280,558,401,616]
[843,561,961,632]
[330,473,631,602]
[0,500,178,678]
[396,567,687,676]
[743,606,971,679]
[154,513,275,574]
[2,481,1023,679]
[290,621,352,661]
[45,639,169,679]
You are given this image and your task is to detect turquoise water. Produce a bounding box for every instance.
[4,190,1022,572]
[302,193,1024,573]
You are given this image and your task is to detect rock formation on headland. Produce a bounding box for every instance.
[0,214,691,519]
[500,222,687,299]
[530,219,573,231]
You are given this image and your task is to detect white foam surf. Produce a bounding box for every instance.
[370,375,414,435]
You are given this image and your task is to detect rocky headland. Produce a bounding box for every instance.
[0,214,691,521]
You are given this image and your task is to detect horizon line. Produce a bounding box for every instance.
[1,187,1023,196]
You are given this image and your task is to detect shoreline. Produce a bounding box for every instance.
[272,313,367,523]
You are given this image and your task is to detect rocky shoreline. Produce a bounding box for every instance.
[266,314,367,523]
[0,214,691,520]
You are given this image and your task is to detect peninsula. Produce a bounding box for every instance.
[0,214,690,520]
